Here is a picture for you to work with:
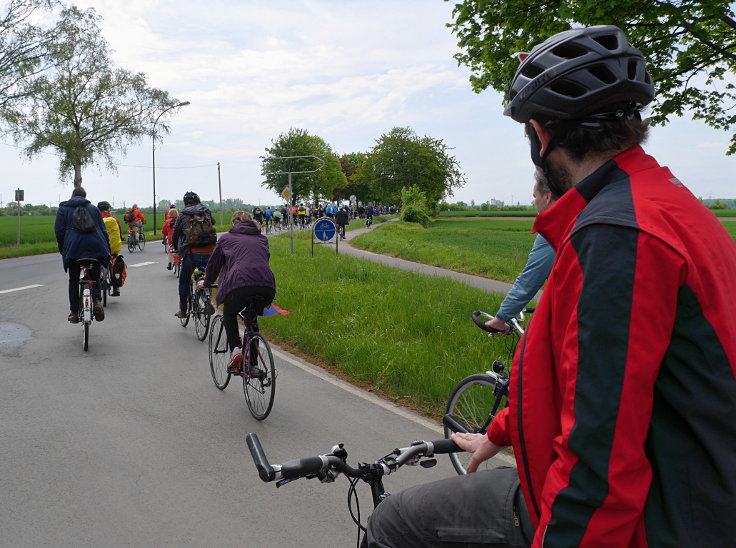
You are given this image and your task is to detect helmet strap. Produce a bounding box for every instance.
[530,131,566,199]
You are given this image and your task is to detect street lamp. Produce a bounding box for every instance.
[152,100,190,233]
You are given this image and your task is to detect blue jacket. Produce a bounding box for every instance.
[495,233,554,322]
[54,196,111,271]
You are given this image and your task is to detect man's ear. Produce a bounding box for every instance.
[529,119,554,156]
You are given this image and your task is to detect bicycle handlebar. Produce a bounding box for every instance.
[471,310,501,333]
[472,309,535,335]
[246,433,461,485]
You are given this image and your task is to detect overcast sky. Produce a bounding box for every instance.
[1,0,733,210]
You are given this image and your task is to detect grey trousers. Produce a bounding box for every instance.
[366,467,534,547]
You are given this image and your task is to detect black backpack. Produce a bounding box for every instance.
[182,211,217,247]
[123,209,136,223]
[71,205,97,234]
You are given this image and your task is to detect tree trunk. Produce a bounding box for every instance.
[73,164,83,188]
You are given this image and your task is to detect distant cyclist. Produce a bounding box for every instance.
[172,192,217,318]
[55,187,110,323]
[97,201,125,297]
[162,208,179,270]
[124,204,145,242]
[253,206,264,227]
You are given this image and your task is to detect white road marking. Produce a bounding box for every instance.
[0,284,44,294]
[271,347,516,466]
[128,261,159,268]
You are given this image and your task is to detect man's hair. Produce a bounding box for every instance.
[231,210,253,224]
[526,106,650,162]
[534,170,551,195]
[71,187,87,198]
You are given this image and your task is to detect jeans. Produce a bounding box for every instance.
[179,253,210,298]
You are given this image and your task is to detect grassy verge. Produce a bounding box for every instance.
[259,231,512,418]
[350,218,537,282]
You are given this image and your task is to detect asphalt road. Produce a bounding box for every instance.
[0,242,512,547]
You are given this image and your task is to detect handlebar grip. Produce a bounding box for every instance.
[246,433,275,482]
[280,456,327,479]
[429,438,462,454]
[471,310,501,333]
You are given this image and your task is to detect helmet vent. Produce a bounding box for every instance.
[549,79,586,98]
[520,63,544,79]
[593,34,619,51]
[588,64,616,84]
[551,43,588,60]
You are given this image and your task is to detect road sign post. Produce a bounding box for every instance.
[15,188,24,247]
[262,155,325,255]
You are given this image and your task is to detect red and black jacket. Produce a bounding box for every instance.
[489,146,736,547]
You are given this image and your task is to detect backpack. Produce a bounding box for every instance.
[71,205,97,233]
[123,209,136,223]
[182,211,217,247]
[111,254,126,287]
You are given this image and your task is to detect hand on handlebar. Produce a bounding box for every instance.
[451,433,503,473]
[196,279,205,290]
[485,317,511,335]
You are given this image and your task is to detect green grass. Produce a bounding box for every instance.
[259,232,513,417]
[350,219,537,282]
[437,210,536,217]
[0,215,232,258]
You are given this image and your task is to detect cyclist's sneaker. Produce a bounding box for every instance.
[68,312,80,324]
[207,302,216,315]
[111,288,121,296]
[166,263,172,270]
[174,310,187,318]
[228,353,244,374]
[93,302,105,321]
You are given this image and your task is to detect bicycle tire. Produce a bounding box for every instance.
[138,236,146,251]
[127,238,135,253]
[180,290,191,327]
[444,374,499,475]
[101,273,108,307]
[243,333,276,420]
[82,322,89,351]
[208,314,230,390]
[194,288,211,341]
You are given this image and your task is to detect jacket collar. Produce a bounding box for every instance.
[533,145,650,251]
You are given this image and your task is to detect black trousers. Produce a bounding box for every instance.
[366,467,534,547]
[222,286,276,351]
[67,259,102,313]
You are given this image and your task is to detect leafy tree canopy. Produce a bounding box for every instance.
[0,0,59,117]
[355,126,465,211]
[446,0,736,153]
[7,5,181,187]
[261,127,347,205]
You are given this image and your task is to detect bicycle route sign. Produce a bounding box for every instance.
[313,218,336,242]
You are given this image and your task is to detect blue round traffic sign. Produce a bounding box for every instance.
[314,218,336,242]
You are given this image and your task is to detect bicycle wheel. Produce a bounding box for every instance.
[444,374,499,475]
[138,235,146,251]
[243,333,276,420]
[101,271,108,307]
[194,288,211,341]
[208,314,231,390]
[127,237,135,253]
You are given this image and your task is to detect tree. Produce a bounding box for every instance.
[356,127,465,212]
[334,152,372,202]
[8,6,181,187]
[446,0,736,153]
[0,0,59,119]
[261,128,347,205]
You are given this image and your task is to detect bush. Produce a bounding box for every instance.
[400,185,432,228]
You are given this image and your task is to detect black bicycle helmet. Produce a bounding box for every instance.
[504,25,654,123]
[183,191,200,206]
[97,201,111,211]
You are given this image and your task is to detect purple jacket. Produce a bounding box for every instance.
[203,221,275,306]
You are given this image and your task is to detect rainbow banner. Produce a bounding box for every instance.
[261,304,290,317]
